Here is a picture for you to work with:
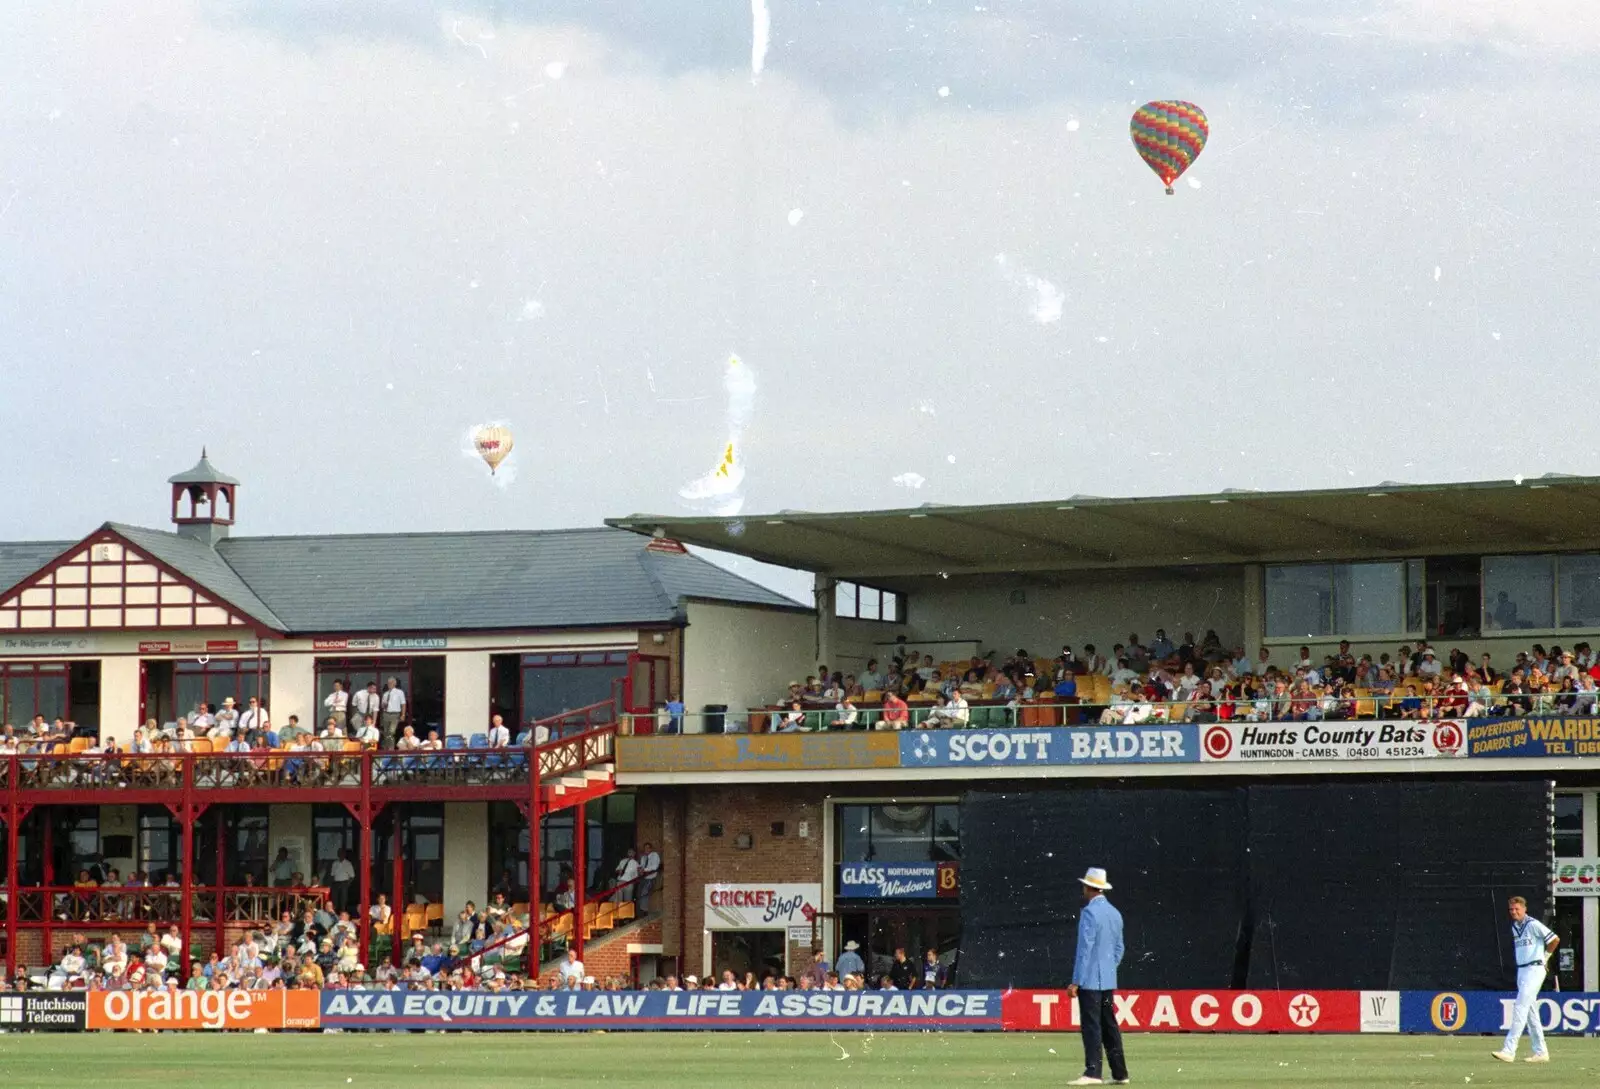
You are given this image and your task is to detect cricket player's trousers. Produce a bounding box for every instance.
[1079,989,1129,1082]
[1502,965,1548,1057]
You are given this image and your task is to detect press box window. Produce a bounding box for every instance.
[1483,553,1600,632]
[1265,561,1423,638]
[834,582,903,623]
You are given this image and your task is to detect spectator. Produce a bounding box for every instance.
[613,848,640,901]
[831,697,859,730]
[487,715,512,748]
[920,948,948,990]
[836,940,865,978]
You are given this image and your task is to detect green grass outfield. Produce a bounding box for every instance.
[0,1032,1596,1088]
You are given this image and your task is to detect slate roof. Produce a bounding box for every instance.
[0,542,74,598]
[214,527,805,632]
[0,523,806,635]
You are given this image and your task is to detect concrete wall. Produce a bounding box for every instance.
[268,652,315,736]
[268,804,314,881]
[902,567,1246,664]
[442,802,488,914]
[445,652,491,737]
[681,603,816,730]
[99,656,141,737]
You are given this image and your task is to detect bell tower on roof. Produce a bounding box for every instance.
[168,449,240,548]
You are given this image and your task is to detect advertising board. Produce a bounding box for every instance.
[1468,716,1600,757]
[1401,991,1600,1034]
[1199,721,1466,762]
[704,883,822,929]
[0,992,87,1031]
[1001,989,1378,1033]
[86,989,321,1031]
[837,862,959,900]
[1554,857,1600,897]
[901,726,1197,769]
[318,989,1003,1031]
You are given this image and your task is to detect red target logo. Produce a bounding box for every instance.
[1432,721,1464,755]
[1202,725,1233,760]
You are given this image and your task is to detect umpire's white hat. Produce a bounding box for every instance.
[1078,867,1112,890]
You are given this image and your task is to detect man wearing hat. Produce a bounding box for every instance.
[835,939,865,980]
[1068,867,1128,1086]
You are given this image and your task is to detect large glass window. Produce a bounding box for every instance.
[521,652,629,724]
[173,659,269,719]
[314,659,412,726]
[834,582,903,623]
[537,794,636,900]
[487,801,530,900]
[138,808,181,883]
[312,805,359,884]
[1558,555,1600,629]
[837,803,960,864]
[1554,793,1584,858]
[1483,555,1556,631]
[0,663,69,724]
[225,806,271,886]
[1266,562,1420,638]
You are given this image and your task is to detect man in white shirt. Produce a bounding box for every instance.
[1417,648,1443,678]
[612,848,641,902]
[352,682,380,729]
[486,715,511,748]
[379,678,406,749]
[558,949,585,987]
[324,681,350,734]
[328,848,357,915]
[420,729,444,751]
[1109,658,1139,688]
[190,703,214,733]
[355,715,380,747]
[637,842,661,909]
[238,697,269,738]
[946,692,971,727]
[395,726,422,751]
[214,697,240,735]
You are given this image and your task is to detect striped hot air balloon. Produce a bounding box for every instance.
[1130,100,1209,194]
[473,425,514,474]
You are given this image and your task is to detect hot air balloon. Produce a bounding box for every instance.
[1130,100,1209,194]
[473,425,514,474]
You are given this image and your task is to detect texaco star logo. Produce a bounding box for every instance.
[1287,993,1321,1027]
[912,735,939,763]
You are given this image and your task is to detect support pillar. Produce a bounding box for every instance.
[214,807,227,958]
[177,807,194,968]
[391,809,405,968]
[5,801,20,980]
[351,752,375,968]
[41,811,53,968]
[527,787,541,972]
[574,800,587,964]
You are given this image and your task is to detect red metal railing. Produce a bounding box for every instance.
[0,733,615,796]
[13,885,331,926]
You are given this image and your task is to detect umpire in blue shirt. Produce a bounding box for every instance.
[1068,867,1128,1086]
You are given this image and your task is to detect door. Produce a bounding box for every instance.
[709,930,786,983]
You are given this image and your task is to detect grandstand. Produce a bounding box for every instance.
[1,467,1597,1025]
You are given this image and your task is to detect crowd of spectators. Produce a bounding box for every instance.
[767,631,1600,729]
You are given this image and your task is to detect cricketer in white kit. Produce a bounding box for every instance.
[1491,895,1559,1064]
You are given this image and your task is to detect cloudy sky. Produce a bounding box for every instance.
[3,1,1597,602]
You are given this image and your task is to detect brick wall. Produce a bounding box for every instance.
[651,783,829,980]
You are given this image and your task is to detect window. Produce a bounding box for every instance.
[173,659,269,718]
[1483,554,1600,632]
[0,663,69,724]
[1265,561,1422,638]
[836,803,960,864]
[1554,793,1584,859]
[315,660,412,728]
[520,651,630,724]
[312,806,358,884]
[138,809,180,883]
[226,807,271,886]
[834,582,903,623]
[537,794,637,899]
[487,801,530,900]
